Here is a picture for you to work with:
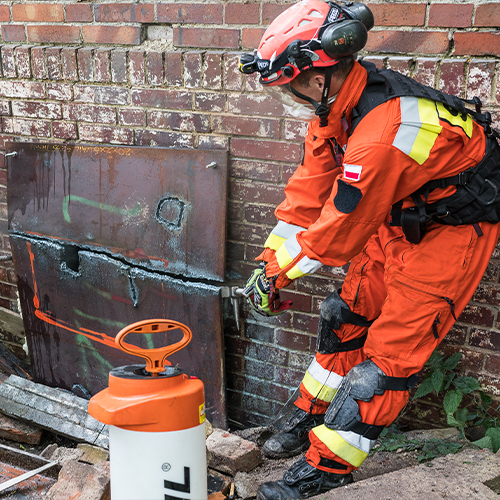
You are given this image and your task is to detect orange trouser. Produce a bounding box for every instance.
[294,220,500,474]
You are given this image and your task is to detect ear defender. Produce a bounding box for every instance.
[321,19,368,58]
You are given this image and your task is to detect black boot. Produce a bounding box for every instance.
[262,408,324,459]
[257,456,353,500]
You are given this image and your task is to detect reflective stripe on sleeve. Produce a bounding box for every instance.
[264,221,307,251]
[301,358,344,403]
[275,235,322,279]
[311,424,375,467]
[393,97,442,165]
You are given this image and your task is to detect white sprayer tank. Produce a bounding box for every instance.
[89,319,208,500]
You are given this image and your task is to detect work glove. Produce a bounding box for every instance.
[243,263,292,317]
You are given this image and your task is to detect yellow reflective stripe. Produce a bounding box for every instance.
[275,243,294,269]
[436,101,473,138]
[302,372,338,402]
[264,232,286,251]
[410,99,442,165]
[286,264,306,280]
[312,425,369,467]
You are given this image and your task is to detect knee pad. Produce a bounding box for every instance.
[317,290,374,354]
[324,360,418,439]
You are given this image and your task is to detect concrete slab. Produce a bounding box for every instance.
[311,448,500,500]
[0,375,108,448]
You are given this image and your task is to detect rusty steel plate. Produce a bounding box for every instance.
[7,143,228,281]
[10,235,226,428]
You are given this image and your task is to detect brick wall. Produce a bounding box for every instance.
[0,0,499,430]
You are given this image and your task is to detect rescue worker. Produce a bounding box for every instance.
[239,0,500,498]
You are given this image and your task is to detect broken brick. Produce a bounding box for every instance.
[0,412,42,444]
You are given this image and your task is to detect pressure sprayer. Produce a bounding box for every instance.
[88,319,207,500]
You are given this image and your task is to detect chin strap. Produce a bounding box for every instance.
[288,66,335,127]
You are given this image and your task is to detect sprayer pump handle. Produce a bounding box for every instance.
[115,319,192,375]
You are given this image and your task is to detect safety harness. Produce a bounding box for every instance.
[351,61,500,244]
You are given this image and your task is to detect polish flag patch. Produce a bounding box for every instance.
[344,164,363,182]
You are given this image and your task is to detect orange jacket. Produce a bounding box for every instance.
[265,61,486,286]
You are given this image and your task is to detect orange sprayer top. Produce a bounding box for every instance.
[115,319,192,375]
[88,319,205,432]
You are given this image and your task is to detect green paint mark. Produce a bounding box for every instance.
[74,308,128,329]
[82,280,113,300]
[63,195,142,223]
[75,321,114,374]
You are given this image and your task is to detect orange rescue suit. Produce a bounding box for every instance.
[262,61,500,473]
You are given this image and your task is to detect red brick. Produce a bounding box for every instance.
[53,121,78,139]
[157,4,223,24]
[275,328,311,351]
[476,374,500,396]
[469,328,500,351]
[94,3,154,23]
[111,49,127,83]
[1,46,17,78]
[262,4,288,24]
[0,101,9,115]
[413,58,439,87]
[148,110,209,132]
[366,31,449,55]
[362,56,387,69]
[66,4,93,23]
[135,129,194,148]
[63,103,116,124]
[292,312,319,334]
[174,27,239,49]
[47,83,72,101]
[475,3,500,27]
[0,6,9,22]
[131,88,191,109]
[78,123,133,144]
[230,180,284,205]
[439,59,466,97]
[228,94,285,116]
[224,53,243,91]
[244,203,276,224]
[229,159,280,182]
[232,138,300,162]
[12,101,61,120]
[459,304,495,327]
[242,28,266,50]
[368,3,426,26]
[165,52,182,86]
[225,3,260,24]
[3,117,51,137]
[129,50,145,85]
[31,47,46,80]
[95,49,110,83]
[429,3,473,28]
[213,115,280,138]
[0,81,45,99]
[61,48,78,81]
[466,59,496,104]
[454,32,500,57]
[78,48,93,82]
[199,133,229,150]
[2,25,25,42]
[203,52,223,90]
[244,71,263,92]
[485,354,500,374]
[194,92,226,112]
[82,25,143,45]
[46,47,62,80]
[184,52,202,88]
[283,120,308,141]
[74,85,128,105]
[27,25,80,44]
[146,52,163,86]
[13,4,63,22]
[118,108,146,126]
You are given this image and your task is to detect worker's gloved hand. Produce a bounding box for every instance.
[243,263,292,317]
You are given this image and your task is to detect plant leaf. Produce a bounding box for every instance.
[427,350,444,369]
[453,376,480,394]
[414,377,435,399]
[480,391,493,406]
[442,352,462,371]
[432,370,445,394]
[455,408,468,427]
[444,372,456,391]
[472,436,493,451]
[486,428,500,453]
[444,389,463,415]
